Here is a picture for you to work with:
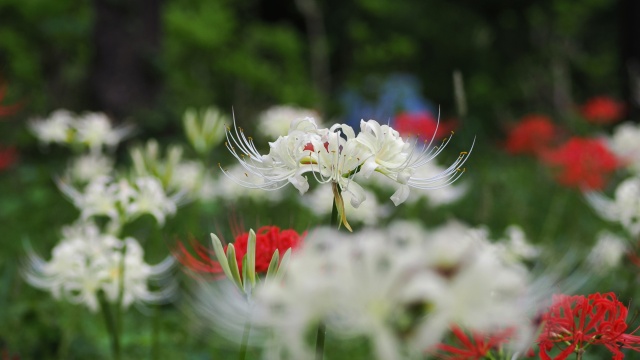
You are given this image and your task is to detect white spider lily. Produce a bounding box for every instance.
[223,117,470,228]
[125,177,179,226]
[28,109,74,144]
[75,112,134,150]
[222,117,322,193]
[66,152,114,183]
[356,119,472,205]
[22,221,175,312]
[58,175,179,228]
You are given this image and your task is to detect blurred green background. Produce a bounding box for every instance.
[0,0,635,359]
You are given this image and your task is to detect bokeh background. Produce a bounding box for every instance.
[0,0,637,358]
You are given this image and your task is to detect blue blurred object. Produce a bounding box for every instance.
[341,73,437,128]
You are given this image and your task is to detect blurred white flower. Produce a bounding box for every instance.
[608,122,640,173]
[254,225,533,360]
[130,140,202,196]
[75,112,134,150]
[494,225,540,263]
[587,231,627,271]
[58,176,128,223]
[28,110,133,150]
[125,177,178,225]
[23,221,175,312]
[169,161,207,196]
[66,153,114,183]
[587,177,640,236]
[28,109,74,144]
[58,175,179,227]
[258,105,322,139]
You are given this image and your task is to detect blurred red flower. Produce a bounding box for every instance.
[0,146,17,171]
[174,225,304,276]
[541,137,619,190]
[433,325,512,359]
[580,96,625,124]
[538,292,640,360]
[504,114,557,155]
[0,81,22,118]
[393,111,457,140]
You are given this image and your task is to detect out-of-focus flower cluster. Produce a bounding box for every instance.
[502,96,629,191]
[253,222,538,360]
[24,222,174,312]
[28,110,134,151]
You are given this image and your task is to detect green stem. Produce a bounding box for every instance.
[315,323,326,360]
[98,292,121,360]
[313,196,337,360]
[114,243,128,357]
[331,187,339,228]
[150,305,160,360]
[238,320,252,360]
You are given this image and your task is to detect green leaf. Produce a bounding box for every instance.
[226,244,244,291]
[210,233,234,283]
[247,229,257,287]
[274,248,292,282]
[241,254,251,295]
[265,249,280,283]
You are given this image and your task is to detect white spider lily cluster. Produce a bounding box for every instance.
[58,175,178,228]
[223,118,471,228]
[254,224,534,360]
[28,110,134,150]
[23,222,175,312]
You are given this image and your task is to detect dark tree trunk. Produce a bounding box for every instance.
[90,0,162,118]
[621,0,640,120]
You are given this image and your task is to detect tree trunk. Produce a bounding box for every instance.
[90,0,162,118]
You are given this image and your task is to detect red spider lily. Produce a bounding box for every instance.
[541,137,619,190]
[393,111,457,140]
[0,146,17,171]
[0,81,23,117]
[580,96,625,124]
[504,114,558,156]
[538,292,640,360]
[174,226,304,276]
[434,325,512,359]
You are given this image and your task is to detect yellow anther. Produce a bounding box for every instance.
[460,151,468,155]
[451,130,455,135]
[248,136,253,141]
[244,173,248,177]
[239,127,243,132]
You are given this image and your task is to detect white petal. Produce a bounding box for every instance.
[390,184,410,206]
